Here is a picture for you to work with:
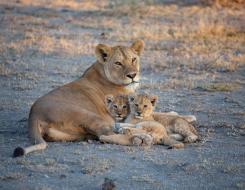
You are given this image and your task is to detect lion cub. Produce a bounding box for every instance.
[126,94,198,143]
[105,94,130,122]
[103,93,184,148]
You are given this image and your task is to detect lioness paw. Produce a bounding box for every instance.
[131,134,153,146]
[99,135,108,143]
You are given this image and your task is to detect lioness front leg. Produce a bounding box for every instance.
[76,109,115,137]
[99,134,133,145]
[137,121,184,148]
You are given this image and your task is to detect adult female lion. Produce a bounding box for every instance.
[13,40,195,157]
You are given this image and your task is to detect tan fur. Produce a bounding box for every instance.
[105,94,130,122]
[101,94,185,148]
[14,40,145,156]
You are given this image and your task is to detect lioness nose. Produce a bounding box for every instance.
[127,73,137,79]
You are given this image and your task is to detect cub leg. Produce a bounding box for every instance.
[169,133,184,141]
[125,121,184,149]
[173,119,198,143]
[153,112,196,123]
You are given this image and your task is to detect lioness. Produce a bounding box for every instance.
[101,93,185,148]
[13,40,196,157]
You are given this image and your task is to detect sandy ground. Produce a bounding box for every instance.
[0,0,245,189]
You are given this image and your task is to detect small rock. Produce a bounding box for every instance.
[60,174,66,179]
[102,178,116,190]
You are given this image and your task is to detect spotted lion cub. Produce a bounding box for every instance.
[101,94,185,148]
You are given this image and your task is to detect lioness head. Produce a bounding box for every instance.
[105,94,130,122]
[129,93,158,119]
[95,40,144,87]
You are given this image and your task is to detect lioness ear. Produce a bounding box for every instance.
[105,94,113,105]
[131,39,144,55]
[95,44,112,63]
[150,95,158,106]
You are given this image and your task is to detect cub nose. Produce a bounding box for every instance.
[126,73,137,79]
[137,111,141,115]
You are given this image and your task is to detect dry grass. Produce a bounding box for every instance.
[18,0,106,10]
[194,82,240,92]
[0,172,24,180]
[0,0,244,89]
[203,0,245,8]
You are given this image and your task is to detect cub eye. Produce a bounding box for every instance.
[132,57,136,63]
[123,105,127,109]
[144,105,148,108]
[135,104,138,107]
[113,105,118,109]
[114,62,122,66]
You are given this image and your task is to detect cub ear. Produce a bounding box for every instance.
[95,44,112,64]
[105,94,114,105]
[150,95,158,106]
[131,39,144,55]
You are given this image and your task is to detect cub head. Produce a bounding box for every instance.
[95,40,144,88]
[129,93,158,119]
[105,94,130,122]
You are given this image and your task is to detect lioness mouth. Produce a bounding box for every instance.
[125,81,140,86]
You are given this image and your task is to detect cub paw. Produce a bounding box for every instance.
[184,135,198,143]
[168,111,178,115]
[120,127,132,135]
[185,115,197,123]
[171,142,184,149]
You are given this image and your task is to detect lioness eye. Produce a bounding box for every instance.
[132,57,136,63]
[115,62,122,66]
[113,105,118,109]
[144,105,148,108]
